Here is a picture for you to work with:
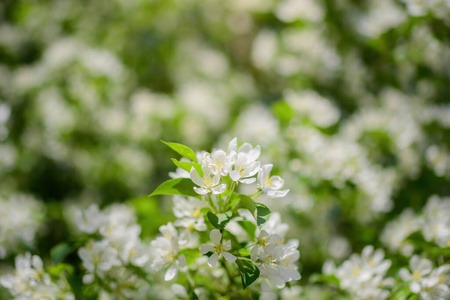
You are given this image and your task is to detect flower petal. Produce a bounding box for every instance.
[208,253,219,268]
[212,184,226,195]
[190,168,204,187]
[210,229,222,244]
[200,244,214,254]
[223,252,237,263]
[164,263,178,281]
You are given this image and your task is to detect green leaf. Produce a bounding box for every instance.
[149,178,199,198]
[47,263,74,277]
[236,259,260,289]
[162,140,198,163]
[239,194,256,215]
[256,203,271,227]
[272,100,294,124]
[50,243,72,265]
[237,220,257,240]
[391,287,414,300]
[171,158,202,174]
[207,211,233,229]
[226,192,240,210]
[309,274,339,285]
[179,249,203,265]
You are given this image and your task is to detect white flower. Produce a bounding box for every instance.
[422,265,450,300]
[78,240,121,283]
[400,255,433,294]
[277,240,301,282]
[202,149,234,176]
[120,239,149,267]
[150,236,186,281]
[335,246,392,299]
[227,138,261,184]
[75,204,104,234]
[150,224,187,281]
[0,253,74,299]
[251,229,282,261]
[199,229,236,267]
[190,165,226,195]
[257,164,289,197]
[172,196,206,219]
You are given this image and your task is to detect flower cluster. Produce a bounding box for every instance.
[76,204,150,298]
[0,194,45,259]
[148,138,299,297]
[324,246,393,299]
[400,255,450,299]
[0,253,74,300]
[381,195,450,254]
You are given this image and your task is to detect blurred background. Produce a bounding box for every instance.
[0,0,449,296]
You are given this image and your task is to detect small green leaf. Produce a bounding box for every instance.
[207,211,233,229]
[47,263,74,277]
[237,220,257,240]
[309,274,339,285]
[149,178,199,198]
[239,194,256,215]
[50,243,72,265]
[236,259,260,289]
[171,158,202,174]
[272,100,294,124]
[256,203,271,226]
[162,140,198,163]
[226,192,240,210]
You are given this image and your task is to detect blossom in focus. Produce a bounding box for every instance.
[200,229,236,267]
[190,165,226,195]
[257,164,289,197]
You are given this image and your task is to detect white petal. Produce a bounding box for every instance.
[223,252,237,263]
[269,176,284,189]
[165,264,178,281]
[247,145,261,161]
[190,168,204,187]
[228,138,237,153]
[266,189,289,198]
[240,177,256,184]
[230,170,241,181]
[410,281,421,293]
[208,253,219,267]
[200,244,214,254]
[210,229,222,244]
[212,184,226,195]
[172,284,188,298]
[194,187,209,195]
[223,240,232,251]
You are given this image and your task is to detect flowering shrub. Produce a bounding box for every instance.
[1,0,450,299]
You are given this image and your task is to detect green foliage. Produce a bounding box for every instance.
[237,220,257,240]
[207,211,233,229]
[149,178,199,198]
[255,203,271,227]
[236,259,260,289]
[50,243,72,265]
[161,141,198,163]
[171,158,202,175]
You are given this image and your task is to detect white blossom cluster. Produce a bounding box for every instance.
[0,253,74,300]
[382,195,450,253]
[75,204,150,298]
[324,246,393,300]
[0,194,45,259]
[400,255,450,299]
[149,138,300,296]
